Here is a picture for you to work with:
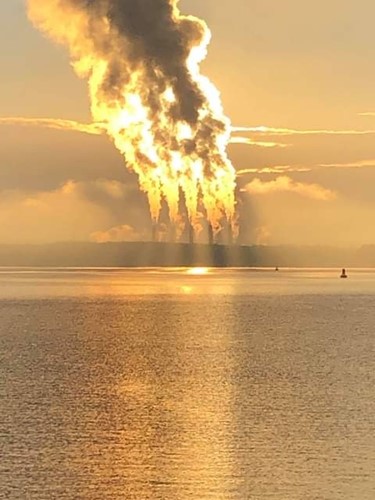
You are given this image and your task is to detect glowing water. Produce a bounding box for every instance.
[1,269,374,499]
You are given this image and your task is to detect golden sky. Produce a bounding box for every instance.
[1,0,375,246]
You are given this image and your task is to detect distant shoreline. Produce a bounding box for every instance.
[0,242,374,268]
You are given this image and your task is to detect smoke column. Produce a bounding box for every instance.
[28,0,236,232]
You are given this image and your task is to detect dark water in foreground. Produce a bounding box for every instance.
[0,268,374,499]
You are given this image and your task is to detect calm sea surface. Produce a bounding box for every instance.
[0,268,374,499]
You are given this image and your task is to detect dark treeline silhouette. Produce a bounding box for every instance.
[0,242,374,267]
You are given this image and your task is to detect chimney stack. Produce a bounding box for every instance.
[208,223,214,246]
[228,224,234,246]
[188,223,195,245]
[152,223,158,243]
[169,223,177,243]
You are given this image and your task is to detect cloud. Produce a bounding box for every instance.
[243,176,336,201]
[237,165,311,175]
[229,136,290,148]
[254,226,272,245]
[232,125,375,136]
[237,158,375,176]
[91,224,141,243]
[320,159,375,169]
[72,179,129,201]
[0,179,133,244]
[358,112,375,117]
[0,117,105,135]
[3,116,375,143]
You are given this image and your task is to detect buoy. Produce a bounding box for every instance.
[340,268,348,279]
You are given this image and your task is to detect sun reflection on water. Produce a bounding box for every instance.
[186,267,210,276]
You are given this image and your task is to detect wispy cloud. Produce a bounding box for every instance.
[0,117,105,135]
[320,159,375,169]
[237,158,375,176]
[237,165,311,175]
[232,125,375,136]
[229,136,290,148]
[0,116,293,148]
[243,176,336,201]
[3,117,375,142]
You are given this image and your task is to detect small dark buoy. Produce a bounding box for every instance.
[340,268,348,279]
[275,266,279,272]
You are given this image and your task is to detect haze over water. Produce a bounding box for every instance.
[1,268,374,499]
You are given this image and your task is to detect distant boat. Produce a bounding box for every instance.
[340,268,348,279]
[275,266,279,272]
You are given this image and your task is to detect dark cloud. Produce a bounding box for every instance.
[59,0,206,125]
[86,0,206,123]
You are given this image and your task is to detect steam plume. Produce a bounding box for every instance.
[27,0,236,231]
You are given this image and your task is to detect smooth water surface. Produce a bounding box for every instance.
[0,268,374,499]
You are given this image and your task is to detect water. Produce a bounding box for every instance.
[0,268,374,499]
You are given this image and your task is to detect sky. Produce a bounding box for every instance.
[1,0,375,246]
